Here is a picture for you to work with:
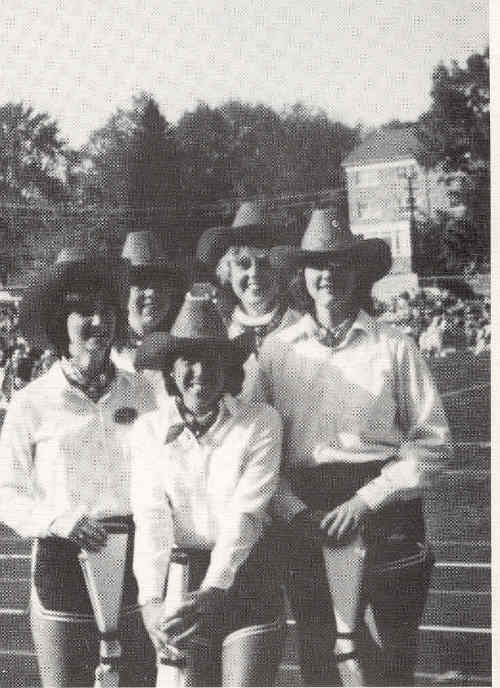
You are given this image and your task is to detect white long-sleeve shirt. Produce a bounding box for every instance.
[0,361,156,539]
[255,310,452,520]
[130,394,282,605]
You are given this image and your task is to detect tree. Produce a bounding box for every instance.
[126,96,180,233]
[176,103,233,204]
[278,104,360,194]
[176,100,361,201]
[78,102,138,206]
[415,48,489,269]
[0,102,68,202]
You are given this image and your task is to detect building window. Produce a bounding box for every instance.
[356,200,368,218]
[395,164,416,179]
[356,199,381,220]
[448,190,463,208]
[353,168,380,187]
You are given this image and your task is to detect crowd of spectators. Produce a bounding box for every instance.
[0,302,56,408]
[376,288,491,358]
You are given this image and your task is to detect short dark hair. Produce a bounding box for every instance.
[161,352,245,398]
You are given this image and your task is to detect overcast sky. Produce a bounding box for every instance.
[1,0,488,148]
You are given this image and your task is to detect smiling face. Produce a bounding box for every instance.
[304,263,360,316]
[229,246,279,316]
[66,293,117,367]
[128,273,177,336]
[171,353,226,416]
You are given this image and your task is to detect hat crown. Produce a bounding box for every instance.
[122,231,162,265]
[301,209,355,252]
[232,201,266,228]
[170,291,227,340]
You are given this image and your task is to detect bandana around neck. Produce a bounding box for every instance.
[165,397,223,443]
[232,303,285,353]
[313,312,358,349]
[61,357,116,402]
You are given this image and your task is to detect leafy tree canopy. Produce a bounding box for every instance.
[0,102,68,202]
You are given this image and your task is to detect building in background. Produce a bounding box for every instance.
[342,126,466,299]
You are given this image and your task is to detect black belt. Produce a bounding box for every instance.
[33,515,139,614]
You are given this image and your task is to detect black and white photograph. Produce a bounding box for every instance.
[0,1,491,686]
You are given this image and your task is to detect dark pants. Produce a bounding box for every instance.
[281,464,434,687]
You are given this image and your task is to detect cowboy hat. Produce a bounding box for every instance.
[270,208,392,283]
[121,230,189,287]
[196,201,291,270]
[135,289,250,370]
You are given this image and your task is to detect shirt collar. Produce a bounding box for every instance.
[53,358,125,403]
[299,309,375,348]
[162,393,235,445]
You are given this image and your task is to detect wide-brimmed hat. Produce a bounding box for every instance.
[19,256,121,349]
[135,289,249,370]
[196,201,291,270]
[270,208,392,283]
[122,230,188,287]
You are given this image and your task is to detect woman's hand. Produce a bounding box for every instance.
[141,599,171,652]
[320,495,371,541]
[67,515,108,551]
[159,587,226,647]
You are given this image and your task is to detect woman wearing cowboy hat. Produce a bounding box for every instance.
[130,289,286,686]
[113,230,188,373]
[254,208,451,686]
[0,256,156,686]
[196,201,300,398]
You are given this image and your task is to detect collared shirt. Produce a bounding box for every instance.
[0,361,156,539]
[130,394,282,605]
[255,310,451,519]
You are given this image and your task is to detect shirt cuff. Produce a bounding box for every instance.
[47,505,87,539]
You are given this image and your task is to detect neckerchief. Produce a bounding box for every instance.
[61,357,116,403]
[165,397,222,443]
[314,313,358,349]
[232,303,286,354]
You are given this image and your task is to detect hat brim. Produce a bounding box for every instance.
[135,332,250,370]
[196,224,289,270]
[126,259,190,285]
[270,238,392,283]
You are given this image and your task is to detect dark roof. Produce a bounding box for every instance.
[342,127,422,167]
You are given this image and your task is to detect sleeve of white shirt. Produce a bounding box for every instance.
[253,341,309,524]
[201,405,282,590]
[357,334,452,510]
[0,392,59,538]
[130,420,173,605]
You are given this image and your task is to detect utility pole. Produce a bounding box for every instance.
[400,168,417,273]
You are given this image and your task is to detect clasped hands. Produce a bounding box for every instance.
[142,587,225,654]
[292,495,371,545]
